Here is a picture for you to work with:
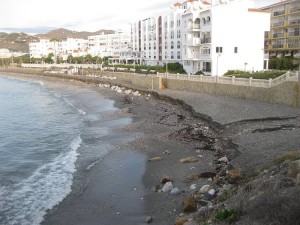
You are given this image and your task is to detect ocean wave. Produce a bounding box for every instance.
[62,97,87,116]
[0,135,82,225]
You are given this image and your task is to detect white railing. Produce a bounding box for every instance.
[157,71,299,88]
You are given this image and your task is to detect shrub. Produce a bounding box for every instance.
[214,209,237,223]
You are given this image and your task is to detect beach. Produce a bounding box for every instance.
[1,70,300,225]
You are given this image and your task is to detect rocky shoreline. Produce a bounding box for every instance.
[1,69,300,225]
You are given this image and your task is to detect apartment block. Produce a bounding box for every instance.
[261,0,300,59]
[132,0,270,76]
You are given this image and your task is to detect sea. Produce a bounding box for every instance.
[0,75,144,225]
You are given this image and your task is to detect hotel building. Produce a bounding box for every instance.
[261,0,300,59]
[132,0,270,76]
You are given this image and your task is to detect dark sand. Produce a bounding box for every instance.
[1,73,223,225]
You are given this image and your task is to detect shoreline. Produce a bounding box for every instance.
[1,69,300,224]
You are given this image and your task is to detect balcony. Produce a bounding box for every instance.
[187,24,200,31]
[272,44,284,49]
[288,31,300,37]
[187,38,200,46]
[289,19,300,25]
[272,21,284,27]
[186,52,201,60]
[201,38,211,44]
[273,33,284,38]
[289,7,300,14]
[273,10,285,16]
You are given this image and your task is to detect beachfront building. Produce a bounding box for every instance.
[29,38,88,60]
[88,31,132,63]
[261,0,300,60]
[0,48,26,58]
[132,0,270,76]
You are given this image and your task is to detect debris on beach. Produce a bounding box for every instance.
[148,156,163,162]
[179,156,199,163]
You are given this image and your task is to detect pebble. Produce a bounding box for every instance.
[170,187,180,195]
[208,189,216,196]
[190,184,197,190]
[162,182,173,192]
[145,216,153,223]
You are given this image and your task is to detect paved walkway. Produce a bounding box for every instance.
[156,89,300,126]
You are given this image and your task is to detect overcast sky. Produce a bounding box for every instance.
[0,0,280,34]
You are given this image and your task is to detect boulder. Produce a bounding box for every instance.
[199,184,211,194]
[162,182,173,192]
[161,175,172,184]
[218,156,229,163]
[179,157,199,163]
[175,217,188,225]
[170,187,180,195]
[145,216,152,223]
[226,169,242,184]
[182,197,197,212]
[287,159,300,178]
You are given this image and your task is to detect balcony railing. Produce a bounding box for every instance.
[187,52,200,59]
[187,38,200,46]
[273,10,285,16]
[273,33,284,38]
[289,7,300,14]
[289,19,300,25]
[272,44,284,49]
[187,24,200,30]
[201,38,211,44]
[272,21,284,27]
[288,31,300,37]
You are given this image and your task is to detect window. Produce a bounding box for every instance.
[171,31,174,39]
[171,41,174,49]
[234,47,238,53]
[177,30,181,38]
[171,51,174,59]
[154,42,156,50]
[177,51,181,59]
[177,41,181,49]
[165,42,168,49]
[216,46,223,53]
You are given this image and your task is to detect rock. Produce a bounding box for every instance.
[218,156,229,163]
[145,216,153,223]
[124,89,132,95]
[182,197,197,212]
[199,171,217,178]
[198,199,212,206]
[163,150,171,155]
[162,182,173,192]
[188,174,199,181]
[226,169,242,184]
[133,91,141,96]
[199,184,210,193]
[287,159,300,178]
[161,175,172,184]
[148,157,163,162]
[175,217,188,225]
[179,157,199,163]
[208,189,216,196]
[116,89,123,93]
[213,174,221,185]
[190,184,197,190]
[170,187,180,195]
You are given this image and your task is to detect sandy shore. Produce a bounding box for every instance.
[1,72,225,224]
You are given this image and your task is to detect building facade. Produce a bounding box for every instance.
[87,31,131,58]
[261,0,300,59]
[132,0,270,76]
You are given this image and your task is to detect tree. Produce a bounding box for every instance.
[45,53,54,64]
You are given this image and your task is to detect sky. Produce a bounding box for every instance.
[0,0,281,34]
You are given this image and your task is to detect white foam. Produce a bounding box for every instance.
[0,135,82,225]
[62,97,87,116]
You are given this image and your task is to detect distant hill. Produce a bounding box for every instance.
[0,32,39,53]
[0,28,116,53]
[35,28,116,40]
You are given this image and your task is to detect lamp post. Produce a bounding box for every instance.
[216,53,221,76]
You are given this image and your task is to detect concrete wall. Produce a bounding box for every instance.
[162,78,300,107]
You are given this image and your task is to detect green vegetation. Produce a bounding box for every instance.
[224,70,286,79]
[214,209,237,223]
[107,62,186,74]
[269,58,294,70]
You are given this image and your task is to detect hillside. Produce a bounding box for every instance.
[35,28,116,40]
[0,28,116,53]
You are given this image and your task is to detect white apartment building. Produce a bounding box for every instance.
[132,0,270,76]
[88,31,131,58]
[29,38,88,60]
